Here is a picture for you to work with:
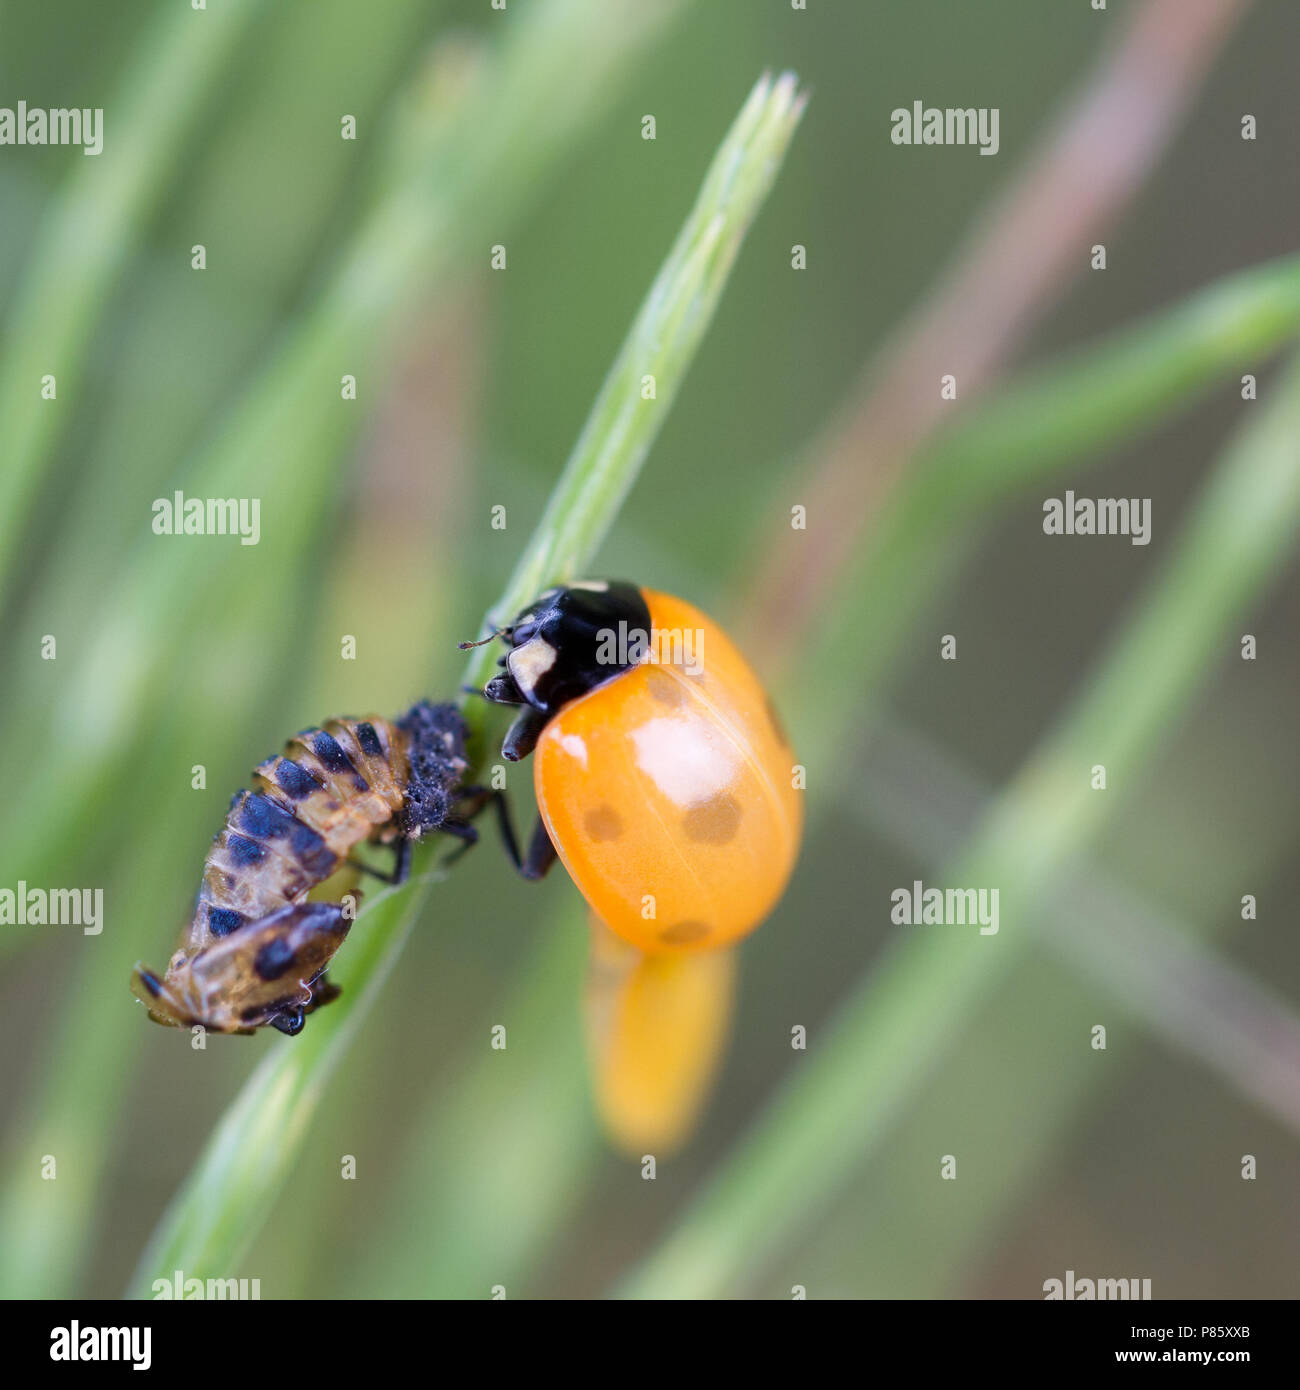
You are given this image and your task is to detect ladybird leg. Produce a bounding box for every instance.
[502,706,548,761]
[461,655,514,697]
[519,816,558,882]
[490,791,522,872]
[457,784,524,871]
[484,672,526,706]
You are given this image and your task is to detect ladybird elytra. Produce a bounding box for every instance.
[478,582,803,954]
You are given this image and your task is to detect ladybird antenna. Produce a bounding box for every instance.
[458,627,505,650]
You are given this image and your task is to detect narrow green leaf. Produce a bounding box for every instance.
[0,0,266,602]
[126,68,807,1295]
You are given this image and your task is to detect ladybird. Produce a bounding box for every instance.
[131,701,492,1036]
[470,581,802,952]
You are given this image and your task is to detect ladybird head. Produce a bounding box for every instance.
[482,580,652,717]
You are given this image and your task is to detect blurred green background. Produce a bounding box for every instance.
[1,0,1297,1299]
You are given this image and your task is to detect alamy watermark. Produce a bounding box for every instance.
[1,882,102,935]
[596,621,705,677]
[891,880,999,935]
[151,1269,262,1300]
[1043,491,1151,545]
[891,101,999,156]
[1,102,102,156]
[152,491,261,545]
[1044,1269,1152,1300]
[50,1323,149,1370]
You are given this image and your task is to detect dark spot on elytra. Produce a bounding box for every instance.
[208,907,244,937]
[254,938,297,981]
[351,774,370,793]
[227,834,266,867]
[138,969,162,997]
[275,759,322,800]
[583,805,623,842]
[290,822,337,878]
[312,731,354,774]
[682,793,742,844]
[659,920,710,945]
[239,793,295,840]
[355,722,383,758]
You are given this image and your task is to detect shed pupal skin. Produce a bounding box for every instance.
[131,701,484,1036]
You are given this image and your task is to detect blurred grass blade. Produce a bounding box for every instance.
[858,718,1300,1138]
[126,69,807,1295]
[0,0,265,605]
[463,69,810,661]
[805,718,1290,1295]
[0,0,688,903]
[908,250,1300,517]
[351,903,597,1298]
[795,251,1300,770]
[620,349,1300,1298]
[0,0,691,1301]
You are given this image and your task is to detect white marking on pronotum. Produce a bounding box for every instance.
[509,637,557,693]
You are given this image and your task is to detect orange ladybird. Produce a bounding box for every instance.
[472,581,802,952]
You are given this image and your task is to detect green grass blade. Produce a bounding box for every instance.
[0,0,688,901]
[0,0,689,1299]
[0,0,266,603]
[910,250,1300,516]
[797,251,1300,773]
[125,68,807,1295]
[350,903,597,1298]
[792,718,1292,1296]
[461,70,809,680]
